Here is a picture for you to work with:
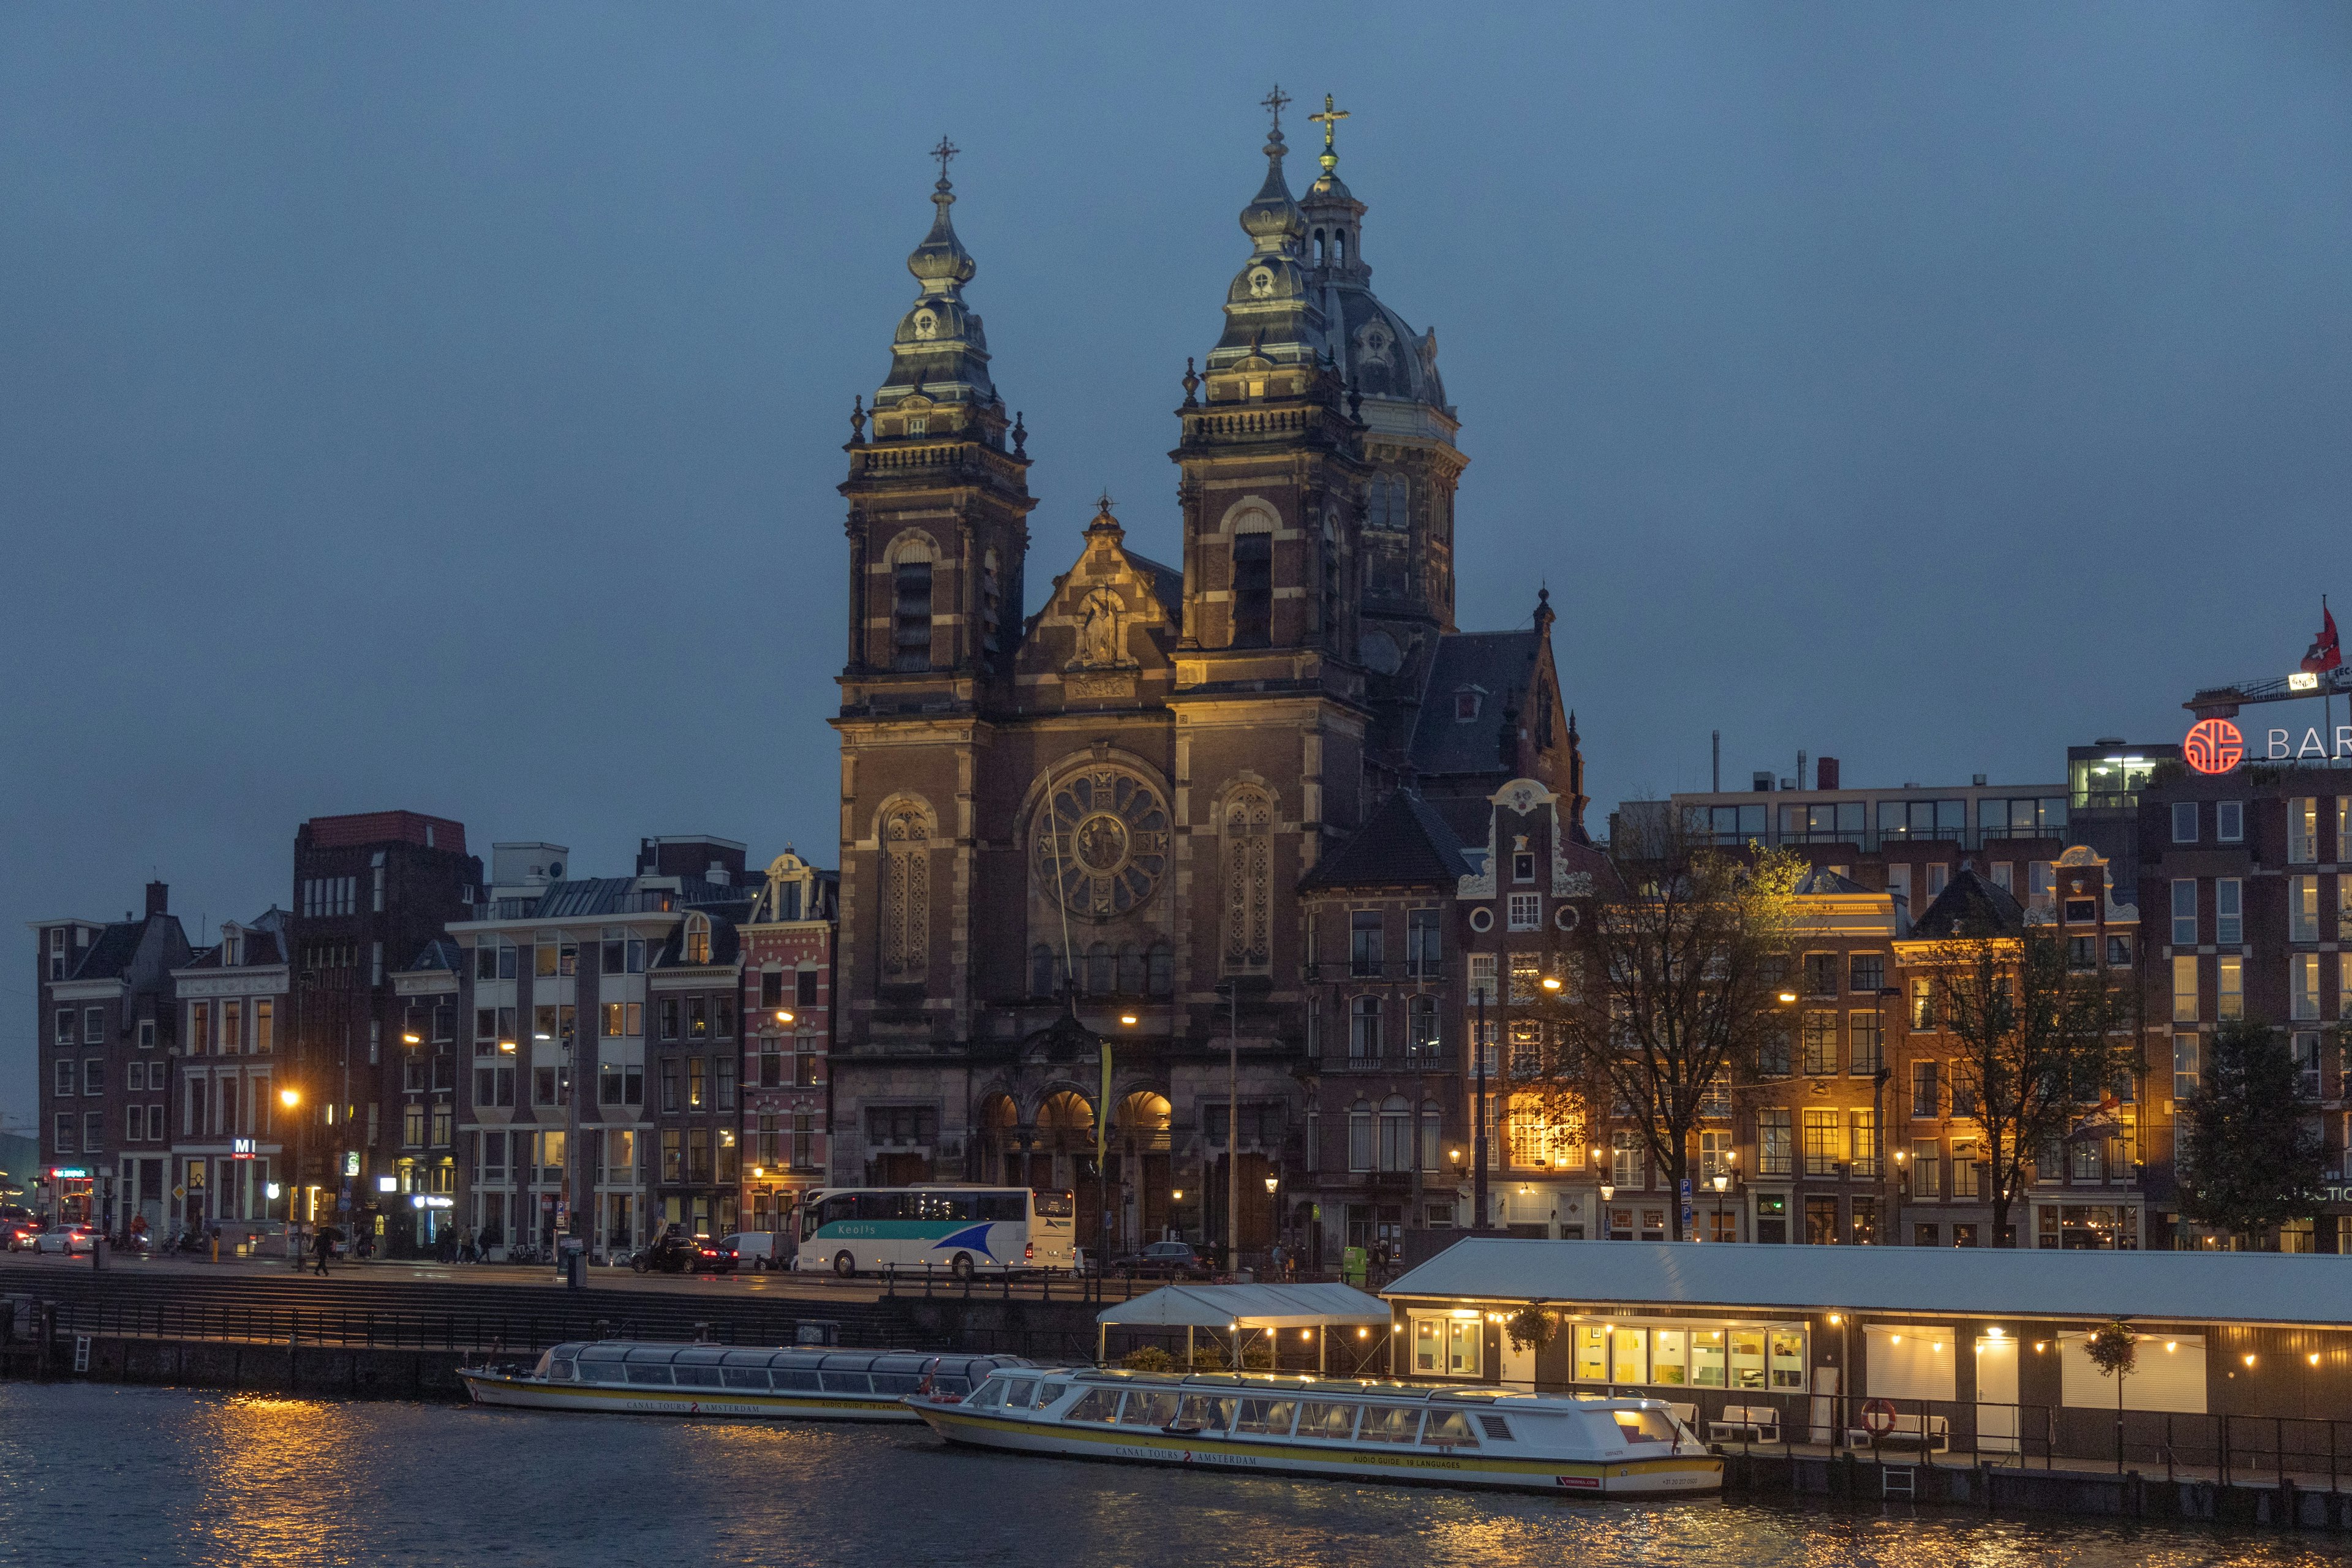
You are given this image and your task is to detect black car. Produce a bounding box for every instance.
[633,1232,736,1275]
[1111,1240,1211,1279]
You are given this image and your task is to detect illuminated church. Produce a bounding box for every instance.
[824,94,1586,1262]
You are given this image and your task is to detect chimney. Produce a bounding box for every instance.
[1751,771,1774,792]
[145,881,169,917]
[1816,756,1841,791]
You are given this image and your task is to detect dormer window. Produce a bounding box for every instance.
[1513,853,1537,884]
[684,913,712,965]
[1455,690,1482,723]
[907,416,926,436]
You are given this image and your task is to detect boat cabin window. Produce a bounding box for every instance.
[723,1368,769,1389]
[1612,1409,1679,1446]
[772,1366,821,1390]
[1421,1410,1481,1448]
[1234,1398,1298,1436]
[1359,1405,1422,1443]
[549,1356,577,1381]
[1000,1378,1040,1409]
[968,1379,1007,1409]
[1115,1391,1181,1427]
[871,1371,922,1395]
[821,1370,873,1393]
[1174,1395,1235,1431]
[625,1364,673,1385]
[674,1365,722,1387]
[1066,1389,1124,1423]
[1297,1402,1359,1441]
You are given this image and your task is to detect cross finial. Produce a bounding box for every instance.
[1096,489,1115,515]
[930,136,960,183]
[1261,84,1291,137]
[1310,93,1348,151]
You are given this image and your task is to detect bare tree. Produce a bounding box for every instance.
[1908,922,2130,1247]
[1513,813,1804,1241]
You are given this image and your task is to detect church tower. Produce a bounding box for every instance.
[839,142,1035,710]
[1172,92,1370,670]
[834,147,1036,1052]
[1295,96,1466,775]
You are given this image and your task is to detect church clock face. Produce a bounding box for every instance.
[1031,768,1171,920]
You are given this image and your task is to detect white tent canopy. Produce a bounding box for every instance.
[1096,1282,1389,1330]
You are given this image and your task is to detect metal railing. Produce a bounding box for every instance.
[1676,1390,2352,1493]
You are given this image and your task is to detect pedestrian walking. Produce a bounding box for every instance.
[311,1225,334,1277]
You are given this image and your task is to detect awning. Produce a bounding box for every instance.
[1095,1282,1390,1331]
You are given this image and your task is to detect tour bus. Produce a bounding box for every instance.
[794,1185,1076,1280]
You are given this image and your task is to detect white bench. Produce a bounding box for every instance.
[1667,1402,1698,1430]
[1708,1404,1781,1444]
[1844,1412,1951,1453]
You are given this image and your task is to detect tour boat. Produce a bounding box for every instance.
[909,1366,1723,1496]
[458,1341,1031,1422]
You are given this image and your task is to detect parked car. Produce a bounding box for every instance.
[1111,1240,1212,1279]
[717,1232,785,1272]
[32,1224,96,1256]
[632,1231,736,1275]
[1,1220,39,1251]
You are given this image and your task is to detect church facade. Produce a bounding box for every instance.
[826,102,1585,1265]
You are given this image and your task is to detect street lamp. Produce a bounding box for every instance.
[1711,1171,1730,1242]
[774,1009,793,1025]
[1598,1181,1615,1237]
[279,1087,303,1234]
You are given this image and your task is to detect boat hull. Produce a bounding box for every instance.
[910,1403,1722,1496]
[459,1369,919,1422]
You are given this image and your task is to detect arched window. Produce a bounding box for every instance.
[683,913,711,965]
[1030,944,1058,999]
[1366,481,1390,530]
[1321,516,1340,643]
[1408,995,1439,1058]
[893,561,933,671]
[1221,786,1274,974]
[1349,996,1382,1060]
[1378,1095,1412,1173]
[1312,228,1326,265]
[1419,1101,1443,1172]
[981,548,1001,658]
[1086,942,1113,997]
[1333,229,1347,266]
[880,802,932,980]
[1117,944,1145,996]
[1348,1100,1374,1173]
[1231,531,1272,647]
[1145,941,1174,997]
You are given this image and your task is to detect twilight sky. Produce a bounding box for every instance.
[4,5,2350,1113]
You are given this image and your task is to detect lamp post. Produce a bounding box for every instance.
[1213,979,1240,1273]
[1711,1171,1729,1242]
[279,1087,303,1262]
[1472,985,1490,1232]
[1597,1182,1615,1238]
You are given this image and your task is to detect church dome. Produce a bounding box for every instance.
[1238,129,1307,255]
[907,175,977,293]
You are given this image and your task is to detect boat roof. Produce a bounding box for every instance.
[548,1343,1028,1371]
[1041,1366,1665,1412]
[1383,1238,2352,1330]
[1095,1281,1390,1330]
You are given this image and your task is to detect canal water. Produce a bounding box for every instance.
[3,1384,2347,1568]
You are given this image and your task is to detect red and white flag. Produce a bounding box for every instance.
[2302,598,2340,674]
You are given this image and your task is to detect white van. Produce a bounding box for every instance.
[718,1232,786,1271]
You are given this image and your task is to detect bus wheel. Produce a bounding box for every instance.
[950,1253,975,1283]
[834,1250,856,1280]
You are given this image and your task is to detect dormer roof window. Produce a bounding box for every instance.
[1454,688,1483,723]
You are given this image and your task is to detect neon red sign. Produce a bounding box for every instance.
[2184,718,2244,775]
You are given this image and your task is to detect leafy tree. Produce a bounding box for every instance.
[2176,1020,2328,1245]
[1519,813,1805,1240]
[2084,1319,2137,1472]
[1910,922,2131,1246]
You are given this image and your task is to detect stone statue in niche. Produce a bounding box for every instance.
[1069,587,1133,671]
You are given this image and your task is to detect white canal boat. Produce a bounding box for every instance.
[911,1367,1724,1497]
[459,1341,1031,1422]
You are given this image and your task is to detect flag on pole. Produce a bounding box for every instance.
[2302,597,2340,674]
[1098,1043,1112,1163]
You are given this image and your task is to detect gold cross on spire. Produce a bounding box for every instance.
[930,136,960,182]
[1261,84,1291,138]
[1310,93,1348,151]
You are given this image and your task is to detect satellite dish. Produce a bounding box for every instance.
[547,861,564,879]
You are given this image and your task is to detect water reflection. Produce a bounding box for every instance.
[0,1385,2344,1568]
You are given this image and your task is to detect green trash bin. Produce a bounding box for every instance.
[1341,1245,1367,1287]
